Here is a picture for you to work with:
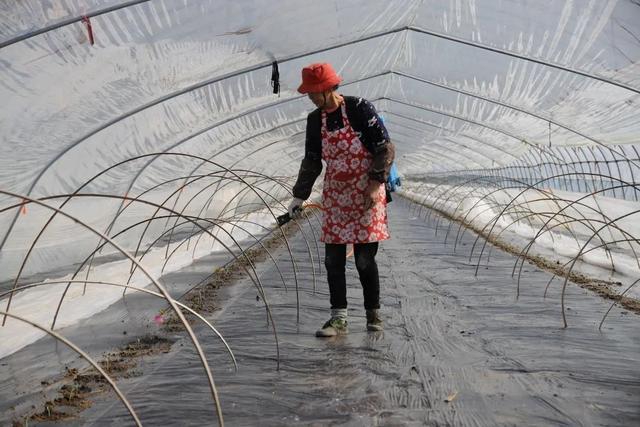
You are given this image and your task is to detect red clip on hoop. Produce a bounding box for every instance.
[82,16,95,46]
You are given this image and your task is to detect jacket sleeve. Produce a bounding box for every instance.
[354,98,395,183]
[292,112,323,200]
[370,140,395,183]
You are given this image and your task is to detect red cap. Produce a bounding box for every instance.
[297,63,342,94]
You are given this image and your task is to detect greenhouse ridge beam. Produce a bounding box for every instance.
[4,15,637,96]
[3,15,636,250]
[406,26,640,95]
[11,31,625,212]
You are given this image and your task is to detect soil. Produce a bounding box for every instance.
[12,210,311,425]
[162,212,309,333]
[10,335,173,425]
[426,203,640,315]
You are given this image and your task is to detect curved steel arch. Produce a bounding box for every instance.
[0,310,143,426]
[560,209,640,327]
[7,15,637,95]
[382,109,520,162]
[378,121,485,165]
[0,0,154,49]
[384,124,493,168]
[394,145,465,171]
[406,25,639,95]
[9,16,637,242]
[471,172,640,276]
[383,97,540,147]
[2,190,282,378]
[8,15,634,247]
[391,71,631,159]
[3,153,292,341]
[113,72,391,198]
[0,280,238,371]
[0,190,225,425]
[151,119,306,235]
[514,181,640,277]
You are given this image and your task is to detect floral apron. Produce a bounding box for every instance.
[320,102,389,244]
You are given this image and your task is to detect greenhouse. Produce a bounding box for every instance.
[1,1,639,425]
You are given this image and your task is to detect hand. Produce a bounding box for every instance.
[363,181,382,210]
[287,197,304,217]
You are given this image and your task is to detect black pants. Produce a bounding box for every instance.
[324,242,380,310]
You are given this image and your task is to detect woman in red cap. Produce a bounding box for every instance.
[288,63,395,337]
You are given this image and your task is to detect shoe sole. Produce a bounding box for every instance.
[366,324,383,332]
[315,328,348,337]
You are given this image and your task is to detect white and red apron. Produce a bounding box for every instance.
[320,102,389,244]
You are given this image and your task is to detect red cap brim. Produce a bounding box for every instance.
[297,76,342,94]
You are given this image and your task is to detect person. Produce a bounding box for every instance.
[288,63,395,337]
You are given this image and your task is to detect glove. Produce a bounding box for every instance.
[287,197,304,217]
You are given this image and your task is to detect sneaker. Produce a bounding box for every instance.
[315,317,348,337]
[366,310,383,331]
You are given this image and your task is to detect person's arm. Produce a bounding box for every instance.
[292,112,323,200]
[349,97,395,208]
[353,98,395,183]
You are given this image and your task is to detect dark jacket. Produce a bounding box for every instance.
[292,96,395,200]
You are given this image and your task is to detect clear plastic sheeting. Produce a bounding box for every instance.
[1,1,640,425]
[3,0,639,200]
[2,202,635,426]
[1,1,637,205]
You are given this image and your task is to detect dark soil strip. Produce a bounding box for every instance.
[422,200,640,315]
[12,335,172,426]
[10,213,310,426]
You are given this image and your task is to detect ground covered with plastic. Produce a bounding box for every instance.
[2,199,639,426]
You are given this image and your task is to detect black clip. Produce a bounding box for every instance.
[270,61,280,95]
